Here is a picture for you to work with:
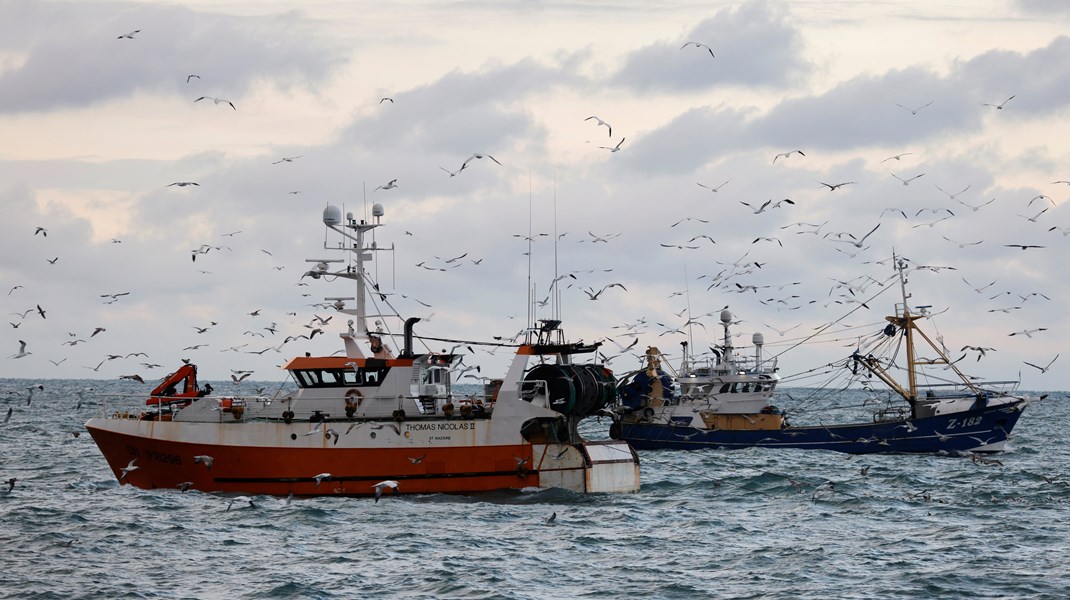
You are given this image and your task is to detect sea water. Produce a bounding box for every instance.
[1,379,1067,599]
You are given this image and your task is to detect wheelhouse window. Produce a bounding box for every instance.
[292,367,388,388]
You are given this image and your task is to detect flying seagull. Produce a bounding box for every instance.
[166,181,199,187]
[186,74,200,83]
[697,179,731,192]
[819,181,855,191]
[680,41,715,57]
[10,340,30,359]
[117,30,140,40]
[881,153,914,163]
[982,95,1015,110]
[891,173,924,186]
[373,179,398,192]
[373,480,400,502]
[599,138,625,153]
[833,223,881,248]
[895,101,933,115]
[584,116,612,137]
[1024,354,1059,374]
[119,459,139,481]
[461,153,502,169]
[272,156,302,164]
[194,96,236,110]
[773,150,805,163]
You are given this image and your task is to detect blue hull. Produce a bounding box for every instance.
[618,400,1026,454]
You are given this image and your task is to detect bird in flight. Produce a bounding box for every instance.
[34,227,47,236]
[379,97,394,103]
[584,283,627,300]
[166,181,199,187]
[9,340,31,359]
[186,74,200,83]
[194,96,236,110]
[1024,354,1058,373]
[895,101,933,115]
[117,30,141,40]
[1018,207,1048,223]
[957,197,995,212]
[891,173,924,186]
[697,179,731,193]
[773,150,804,163]
[461,153,502,169]
[982,95,1015,110]
[439,165,466,177]
[194,455,214,470]
[373,480,400,502]
[119,459,139,481]
[599,138,625,153]
[881,153,914,163]
[936,184,970,200]
[373,179,398,192]
[584,116,612,137]
[818,181,855,191]
[1004,244,1045,250]
[740,198,794,214]
[833,223,881,248]
[272,156,302,164]
[680,41,715,57]
[1009,328,1047,338]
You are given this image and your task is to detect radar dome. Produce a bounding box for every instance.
[372,203,385,217]
[322,205,342,226]
[720,309,734,324]
[752,332,765,346]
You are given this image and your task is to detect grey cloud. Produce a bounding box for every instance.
[611,0,809,92]
[0,2,346,113]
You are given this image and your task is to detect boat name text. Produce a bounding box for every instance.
[945,416,983,430]
[405,422,474,432]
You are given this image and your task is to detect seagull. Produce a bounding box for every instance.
[373,179,398,192]
[680,41,715,57]
[599,138,625,153]
[166,181,200,187]
[177,482,193,492]
[373,480,399,502]
[982,95,1015,110]
[272,156,302,164]
[957,197,995,212]
[119,459,139,481]
[408,454,426,464]
[186,74,200,83]
[833,223,880,248]
[380,97,394,103]
[91,326,108,336]
[895,101,933,115]
[193,455,214,470]
[4,406,11,425]
[961,278,996,294]
[10,340,30,359]
[4,477,15,492]
[1024,354,1059,373]
[119,374,145,384]
[1003,244,1045,250]
[34,227,47,236]
[1009,328,1047,338]
[194,96,236,110]
[461,153,502,169]
[941,236,982,248]
[819,181,855,191]
[226,496,257,511]
[935,184,971,200]
[880,152,914,163]
[697,179,731,193]
[117,30,141,39]
[773,150,804,163]
[545,511,557,523]
[584,116,612,137]
[439,165,466,177]
[313,472,332,488]
[1018,207,1048,223]
[583,283,627,300]
[891,172,924,186]
[1029,195,1055,207]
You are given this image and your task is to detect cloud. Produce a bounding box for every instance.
[611,0,809,92]
[0,1,346,113]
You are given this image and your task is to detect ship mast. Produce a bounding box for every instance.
[309,204,386,358]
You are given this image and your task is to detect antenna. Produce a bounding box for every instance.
[525,169,534,343]
[552,172,560,321]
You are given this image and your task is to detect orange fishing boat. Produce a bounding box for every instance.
[86,203,640,497]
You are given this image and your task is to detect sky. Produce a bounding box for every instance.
[2,0,1069,392]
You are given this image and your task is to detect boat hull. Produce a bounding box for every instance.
[616,400,1026,454]
[86,418,640,496]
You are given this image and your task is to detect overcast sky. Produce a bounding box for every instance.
[2,0,1069,393]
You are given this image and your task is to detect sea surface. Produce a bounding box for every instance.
[2,379,1068,599]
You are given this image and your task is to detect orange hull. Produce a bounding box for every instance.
[87,423,551,497]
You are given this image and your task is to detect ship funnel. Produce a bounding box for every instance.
[402,317,421,357]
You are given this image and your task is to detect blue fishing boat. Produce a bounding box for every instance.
[610,257,1032,454]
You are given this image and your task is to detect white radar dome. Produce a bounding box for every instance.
[752,332,765,346]
[720,309,734,324]
[372,203,385,217]
[322,205,342,226]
